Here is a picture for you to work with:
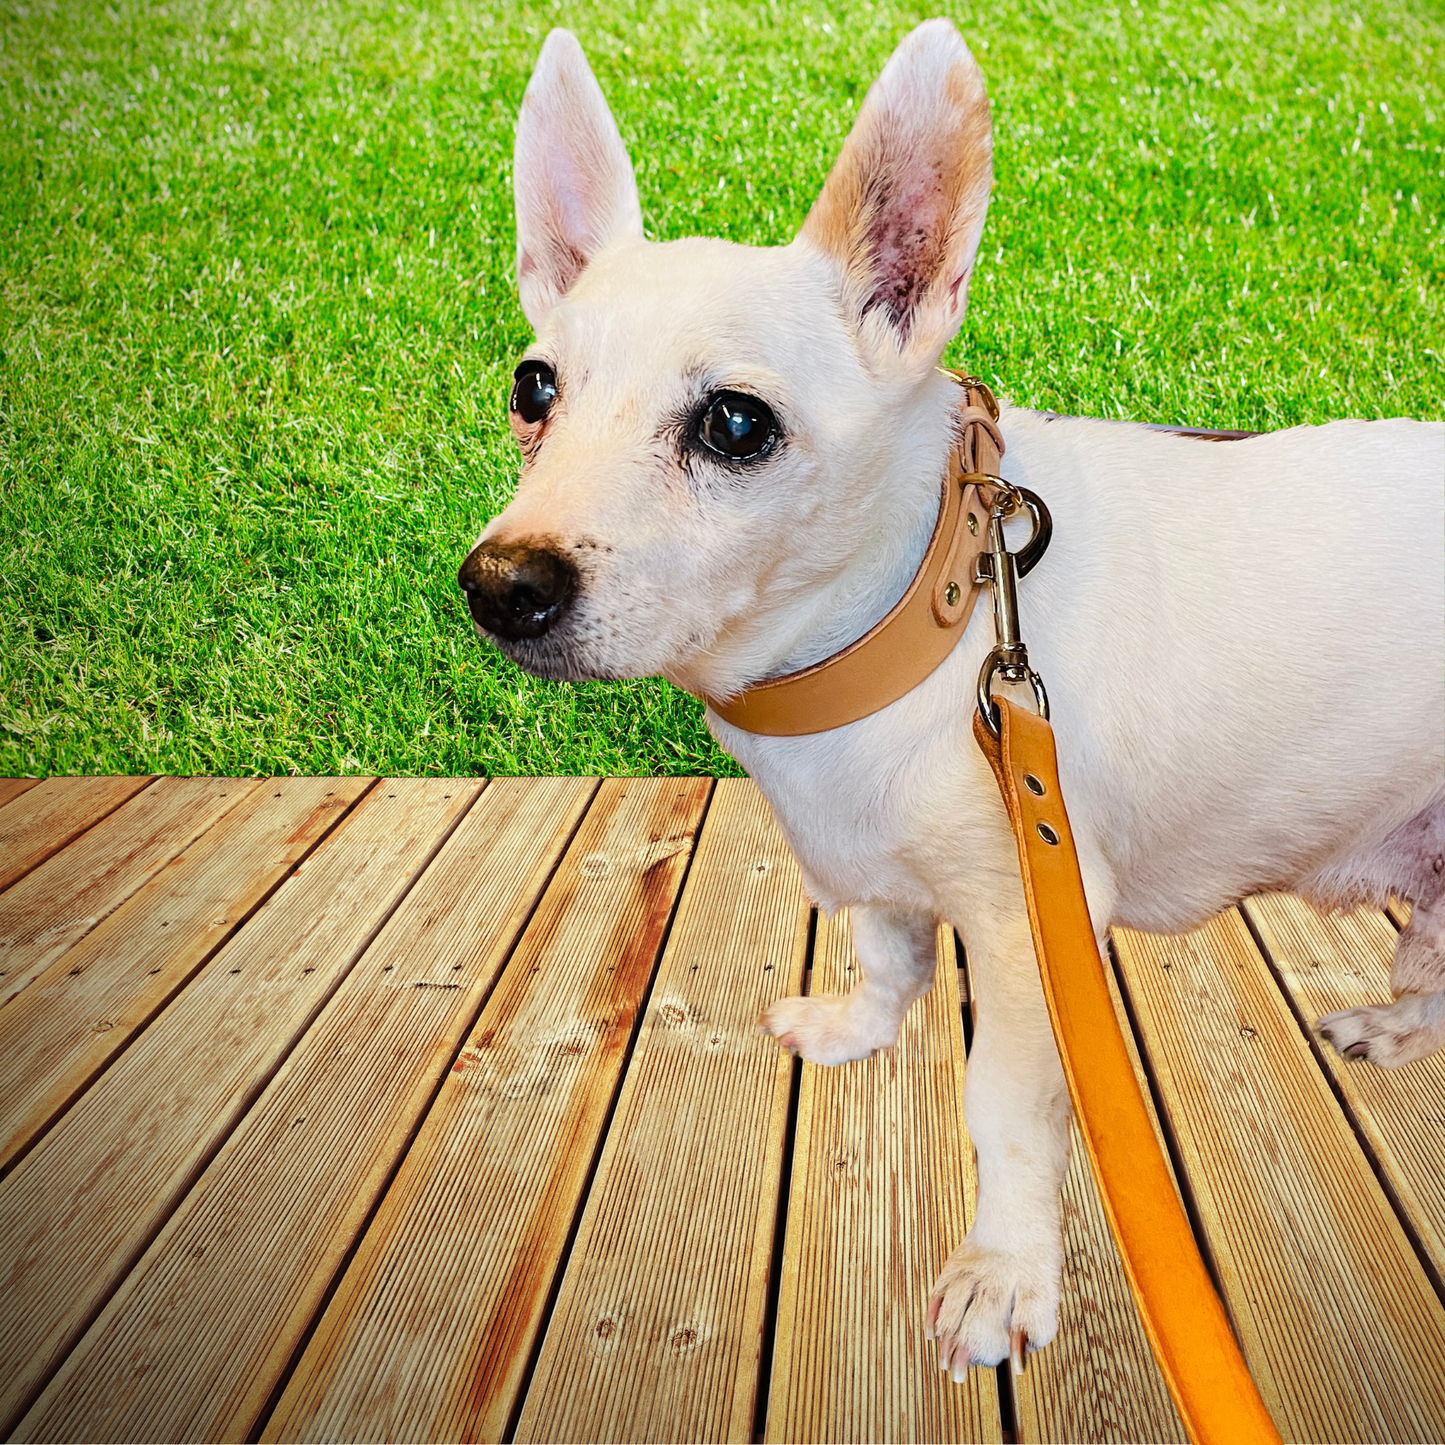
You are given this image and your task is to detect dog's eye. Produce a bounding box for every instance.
[511,360,557,425]
[698,391,777,461]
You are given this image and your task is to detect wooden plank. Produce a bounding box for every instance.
[766,913,1001,1444]
[1009,945,1186,1442]
[0,776,372,1174]
[1113,909,1445,1442]
[512,778,811,1445]
[0,777,480,1438]
[0,776,152,894]
[0,776,247,1006]
[1012,1119,1186,1444]
[1242,893,1445,1282]
[965,933,1185,1440]
[266,776,714,1444]
[16,777,608,1444]
[0,777,41,813]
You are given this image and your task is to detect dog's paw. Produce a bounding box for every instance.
[1317,991,1445,1068]
[758,994,894,1065]
[925,1237,1060,1381]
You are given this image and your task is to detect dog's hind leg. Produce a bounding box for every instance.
[927,895,1074,1378]
[1314,794,1445,1067]
[759,905,937,1065]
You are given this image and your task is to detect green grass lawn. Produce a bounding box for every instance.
[1,0,1441,778]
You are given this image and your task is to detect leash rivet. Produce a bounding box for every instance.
[967,512,978,535]
[944,581,961,607]
[1024,774,1045,796]
[1037,822,1060,845]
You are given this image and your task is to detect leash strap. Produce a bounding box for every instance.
[973,697,1281,1445]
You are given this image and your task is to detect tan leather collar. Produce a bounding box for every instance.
[701,382,1259,737]
[703,373,1000,736]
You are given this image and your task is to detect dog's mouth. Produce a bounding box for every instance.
[470,616,619,684]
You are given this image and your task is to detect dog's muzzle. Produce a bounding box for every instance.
[457,539,578,641]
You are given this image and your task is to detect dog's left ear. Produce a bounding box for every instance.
[800,20,992,374]
[514,29,644,331]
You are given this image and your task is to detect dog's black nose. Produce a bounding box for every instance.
[458,539,578,641]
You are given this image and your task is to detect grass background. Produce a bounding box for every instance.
[1,0,1441,778]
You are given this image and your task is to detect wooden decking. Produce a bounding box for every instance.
[0,774,1441,1444]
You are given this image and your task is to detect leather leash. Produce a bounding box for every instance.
[974,697,1280,1445]
[701,378,1282,1445]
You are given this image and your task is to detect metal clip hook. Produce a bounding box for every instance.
[974,482,1053,738]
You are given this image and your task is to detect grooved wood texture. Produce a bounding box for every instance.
[3,780,1442,1445]
[0,776,151,894]
[0,778,41,813]
[0,776,248,1006]
[1012,1120,1186,1444]
[515,778,813,1445]
[0,779,476,1438]
[1113,910,1445,1443]
[1243,893,1445,1283]
[0,776,370,1173]
[265,776,712,1445]
[766,914,1001,1445]
[16,777,599,1444]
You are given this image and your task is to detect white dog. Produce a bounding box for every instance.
[459,22,1444,1376]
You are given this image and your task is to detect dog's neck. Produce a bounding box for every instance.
[667,372,961,700]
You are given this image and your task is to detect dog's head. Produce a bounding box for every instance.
[459,21,993,698]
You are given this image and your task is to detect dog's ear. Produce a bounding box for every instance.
[514,30,643,330]
[800,20,992,373]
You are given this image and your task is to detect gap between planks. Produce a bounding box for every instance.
[512,778,810,1445]
[1114,907,1445,1443]
[0,777,374,1177]
[0,777,42,814]
[17,779,710,1443]
[0,776,152,895]
[1241,893,1445,1296]
[0,777,482,1438]
[264,776,720,1445]
[0,777,252,1008]
[767,912,1001,1444]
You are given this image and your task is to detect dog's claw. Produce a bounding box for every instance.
[1010,1327,1029,1376]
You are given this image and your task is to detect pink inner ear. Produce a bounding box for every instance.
[861,163,951,341]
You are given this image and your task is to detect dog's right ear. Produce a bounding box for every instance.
[800,20,992,375]
[513,30,643,330]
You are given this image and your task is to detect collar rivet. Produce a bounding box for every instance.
[944,581,961,607]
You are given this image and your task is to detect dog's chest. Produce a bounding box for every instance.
[713,703,1000,919]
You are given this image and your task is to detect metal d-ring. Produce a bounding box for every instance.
[978,645,1050,739]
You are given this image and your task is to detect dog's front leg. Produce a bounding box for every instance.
[928,896,1072,1378]
[760,905,936,1064]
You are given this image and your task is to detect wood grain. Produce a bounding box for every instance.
[0,776,371,1174]
[1007,944,1186,1442]
[514,778,812,1445]
[1242,893,1445,1283]
[0,778,477,1438]
[1113,909,1445,1443]
[266,776,713,1444]
[0,777,247,1007]
[0,777,41,814]
[766,914,1001,1445]
[16,777,598,1444]
[1012,1119,1186,1444]
[0,776,152,894]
